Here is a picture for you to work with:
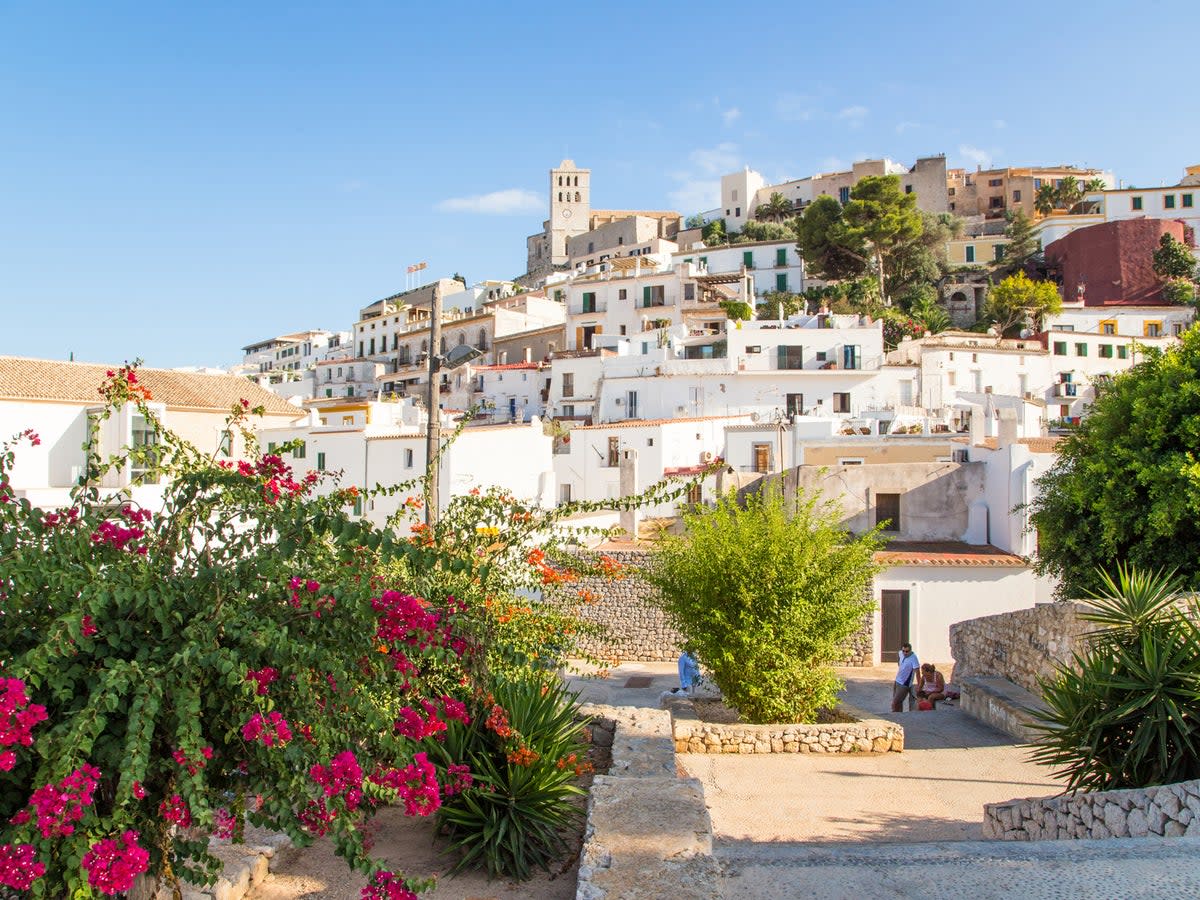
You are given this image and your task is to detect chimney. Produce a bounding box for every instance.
[998,408,1019,449]
[524,347,532,363]
[618,449,640,539]
[968,404,984,447]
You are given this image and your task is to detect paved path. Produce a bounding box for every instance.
[719,836,1200,899]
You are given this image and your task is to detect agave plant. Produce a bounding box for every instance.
[1028,564,1200,792]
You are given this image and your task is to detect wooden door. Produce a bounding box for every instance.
[880,590,910,663]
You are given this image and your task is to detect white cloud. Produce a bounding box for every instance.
[667,179,721,215]
[776,92,821,122]
[958,144,994,168]
[836,105,869,127]
[895,120,919,135]
[688,142,740,176]
[435,188,543,215]
[722,107,741,126]
[992,118,1007,130]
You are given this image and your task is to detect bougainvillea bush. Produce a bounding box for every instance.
[0,368,665,897]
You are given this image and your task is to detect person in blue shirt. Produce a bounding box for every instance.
[891,643,920,712]
[678,650,701,694]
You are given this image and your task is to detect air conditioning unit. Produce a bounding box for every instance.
[699,451,714,464]
[614,397,623,406]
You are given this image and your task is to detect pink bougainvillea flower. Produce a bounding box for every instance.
[81,830,150,895]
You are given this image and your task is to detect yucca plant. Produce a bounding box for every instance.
[432,674,589,880]
[1029,564,1200,792]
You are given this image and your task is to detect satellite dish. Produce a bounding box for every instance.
[441,344,484,370]
[750,412,761,423]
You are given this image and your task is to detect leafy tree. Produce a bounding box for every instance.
[684,213,708,229]
[1083,177,1108,193]
[794,195,869,282]
[1029,327,1200,597]
[1030,566,1200,792]
[719,299,754,322]
[701,218,727,245]
[646,489,884,723]
[842,175,924,305]
[1163,279,1196,306]
[886,212,960,300]
[739,219,796,242]
[755,192,794,222]
[996,209,1040,274]
[756,291,803,320]
[452,272,467,286]
[1055,176,1084,212]
[899,285,950,334]
[984,271,1062,336]
[1152,232,1197,281]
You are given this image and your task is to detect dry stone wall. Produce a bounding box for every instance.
[550,549,874,665]
[949,601,1091,694]
[985,779,1200,841]
[669,700,903,755]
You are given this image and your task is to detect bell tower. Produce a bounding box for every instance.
[548,160,590,265]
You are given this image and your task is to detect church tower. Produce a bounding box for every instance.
[548,160,590,266]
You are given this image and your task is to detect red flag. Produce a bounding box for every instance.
[406,264,416,274]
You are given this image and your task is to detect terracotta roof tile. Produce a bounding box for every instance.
[0,356,303,418]
[874,541,1028,567]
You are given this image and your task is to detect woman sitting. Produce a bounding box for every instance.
[916,663,947,708]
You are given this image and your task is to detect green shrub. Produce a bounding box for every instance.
[646,488,884,723]
[432,674,589,880]
[1029,565,1200,792]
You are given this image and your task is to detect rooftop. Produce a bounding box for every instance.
[874,541,1028,567]
[0,356,302,417]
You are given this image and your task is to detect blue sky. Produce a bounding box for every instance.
[2,1,1198,368]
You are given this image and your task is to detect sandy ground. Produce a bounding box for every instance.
[248,805,579,900]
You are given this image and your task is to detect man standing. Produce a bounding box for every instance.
[891,643,919,712]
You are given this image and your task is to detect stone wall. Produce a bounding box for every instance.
[669,700,903,755]
[551,549,873,666]
[984,779,1200,841]
[949,601,1091,695]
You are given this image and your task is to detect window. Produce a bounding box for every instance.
[1099,344,1113,358]
[1173,323,1184,336]
[1100,320,1116,335]
[735,207,740,217]
[642,285,665,307]
[1118,345,1128,359]
[618,288,627,300]
[218,430,233,457]
[131,414,160,484]
[989,196,1004,209]
[904,184,912,194]
[404,448,414,468]
[842,345,861,370]
[1053,341,1068,355]
[776,247,788,266]
[838,187,850,204]
[325,388,333,397]
[562,373,574,397]
[745,345,761,354]
[1132,196,1143,211]
[1144,321,1162,337]
[1075,343,1087,357]
[1184,194,1194,208]
[352,495,363,517]
[965,245,975,263]
[1013,190,1022,202]
[833,392,851,413]
[785,393,804,417]
[561,404,575,417]
[752,443,771,474]
[626,391,639,418]
[743,251,755,269]
[684,283,695,301]
[988,179,1003,187]
[293,440,306,459]
[838,458,864,466]
[346,388,354,397]
[876,493,901,532]
[686,482,702,505]
[607,437,620,467]
[994,244,1006,262]
[317,452,326,471]
[342,415,353,425]
[776,345,804,370]
[582,291,596,313]
[1164,194,1176,209]
[947,371,956,386]
[369,338,375,355]
[559,483,572,505]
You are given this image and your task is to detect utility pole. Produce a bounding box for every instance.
[424,282,442,526]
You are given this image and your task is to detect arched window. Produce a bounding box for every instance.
[574,176,579,186]
[558,176,562,186]
[557,192,562,202]
[421,339,428,353]
[478,328,488,350]
[440,337,447,354]
[457,333,465,346]
[574,191,580,202]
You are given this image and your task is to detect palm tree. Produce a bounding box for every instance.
[1083,177,1107,193]
[1034,184,1057,216]
[1055,176,1084,212]
[755,192,794,222]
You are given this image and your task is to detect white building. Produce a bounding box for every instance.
[671,240,805,300]
[467,362,549,423]
[0,357,304,510]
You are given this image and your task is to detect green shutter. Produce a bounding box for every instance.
[743,251,754,268]
[777,346,787,368]
[776,248,787,266]
[776,273,788,292]
[642,286,652,307]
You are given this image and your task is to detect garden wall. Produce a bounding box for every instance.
[949,601,1090,694]
[551,549,873,666]
[669,700,903,755]
[984,779,1200,841]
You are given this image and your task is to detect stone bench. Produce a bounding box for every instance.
[959,675,1048,742]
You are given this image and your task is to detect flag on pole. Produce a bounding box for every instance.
[416,261,427,271]
[407,264,416,274]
